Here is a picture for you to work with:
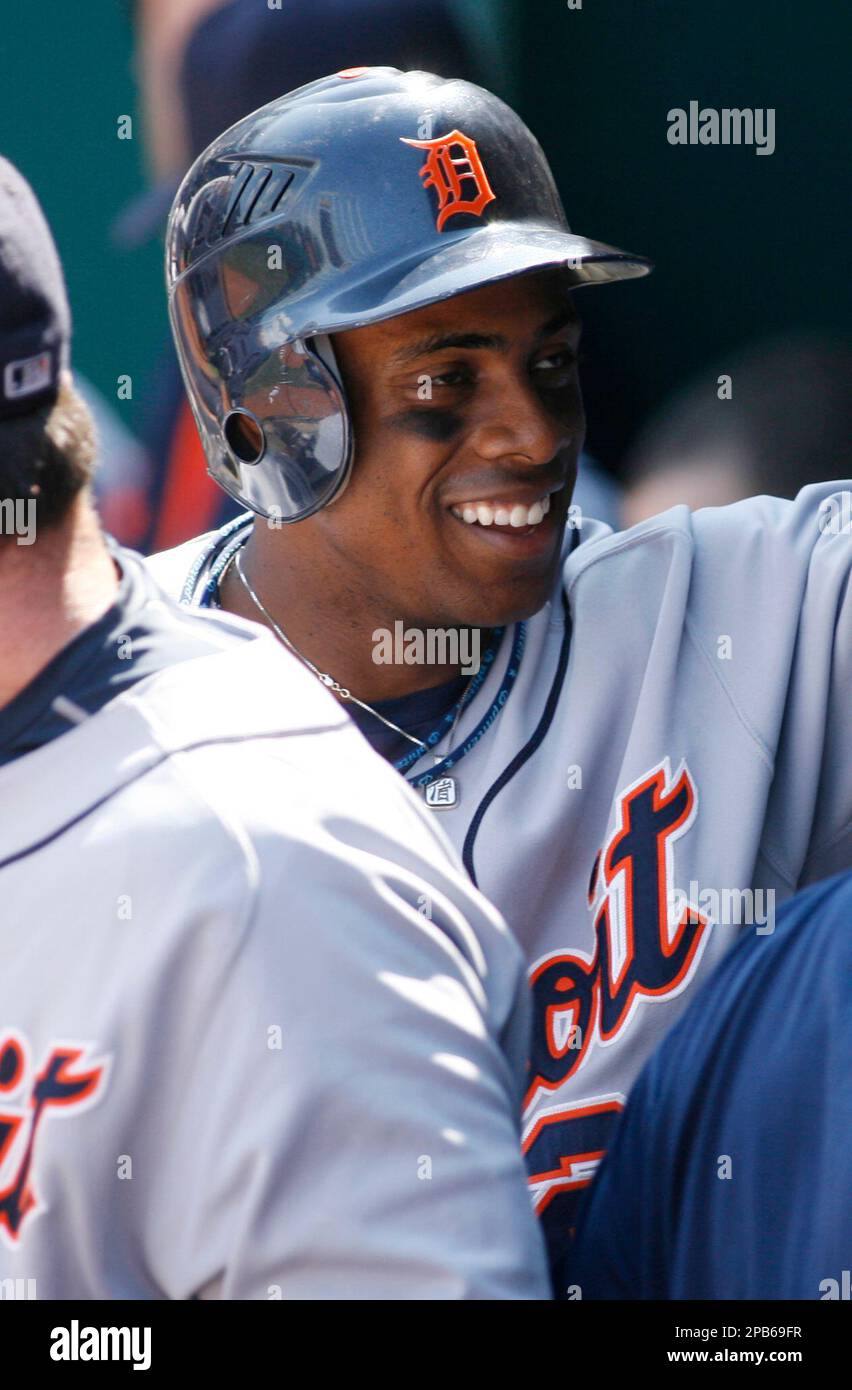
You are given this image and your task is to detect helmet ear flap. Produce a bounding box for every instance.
[294,333,354,514]
[228,335,352,523]
[169,262,354,522]
[310,332,342,387]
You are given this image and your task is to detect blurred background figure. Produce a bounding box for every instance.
[76,373,155,544]
[622,335,852,526]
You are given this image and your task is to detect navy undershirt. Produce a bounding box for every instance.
[0,543,235,767]
[346,672,468,764]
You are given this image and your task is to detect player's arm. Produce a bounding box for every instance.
[146,793,550,1301]
[796,487,852,882]
[690,481,852,886]
[771,482,852,884]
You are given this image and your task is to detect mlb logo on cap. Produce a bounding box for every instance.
[4,351,53,402]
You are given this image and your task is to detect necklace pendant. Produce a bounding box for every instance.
[424,776,459,810]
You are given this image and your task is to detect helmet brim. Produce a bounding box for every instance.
[314,222,652,335]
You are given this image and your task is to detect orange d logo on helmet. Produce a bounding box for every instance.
[400,129,496,232]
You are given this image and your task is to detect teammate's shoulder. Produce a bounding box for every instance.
[121,628,471,911]
[115,541,265,664]
[122,617,348,751]
[144,528,225,601]
[561,505,692,591]
[566,479,852,583]
[686,479,852,548]
[7,619,358,875]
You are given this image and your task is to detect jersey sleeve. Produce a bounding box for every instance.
[689,481,852,888]
[765,483,852,886]
[797,493,852,882]
[142,796,549,1301]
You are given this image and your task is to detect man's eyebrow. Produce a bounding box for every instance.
[390,331,506,365]
[389,306,580,366]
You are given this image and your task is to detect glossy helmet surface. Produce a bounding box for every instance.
[166,66,651,522]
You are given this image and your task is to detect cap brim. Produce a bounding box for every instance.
[318,223,651,333]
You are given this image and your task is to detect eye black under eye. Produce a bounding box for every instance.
[394,407,462,442]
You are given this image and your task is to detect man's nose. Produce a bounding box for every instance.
[470,370,578,466]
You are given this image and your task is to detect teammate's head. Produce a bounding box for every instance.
[0,158,96,532]
[167,67,650,622]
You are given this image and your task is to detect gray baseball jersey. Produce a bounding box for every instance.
[0,599,549,1299]
[148,480,852,1258]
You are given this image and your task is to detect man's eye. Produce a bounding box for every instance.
[532,349,579,374]
[430,368,469,387]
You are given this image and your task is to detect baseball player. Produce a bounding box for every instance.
[0,157,549,1299]
[148,68,852,1277]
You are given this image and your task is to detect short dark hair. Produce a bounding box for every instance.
[0,377,97,529]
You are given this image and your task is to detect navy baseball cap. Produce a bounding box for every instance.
[0,156,70,420]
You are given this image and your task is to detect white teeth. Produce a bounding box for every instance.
[451,493,553,527]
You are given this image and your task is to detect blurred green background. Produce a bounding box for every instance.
[0,2,164,435]
[0,0,847,472]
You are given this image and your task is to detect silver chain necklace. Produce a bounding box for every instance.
[232,549,470,766]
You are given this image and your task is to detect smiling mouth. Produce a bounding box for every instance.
[444,488,564,560]
[450,494,552,529]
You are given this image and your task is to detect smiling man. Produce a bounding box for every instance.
[214,271,582,709]
[149,68,852,1286]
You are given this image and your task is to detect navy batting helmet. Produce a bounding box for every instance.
[166,66,651,523]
